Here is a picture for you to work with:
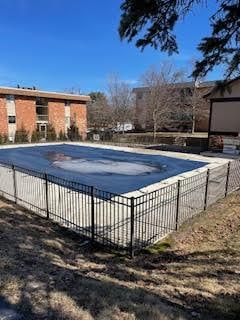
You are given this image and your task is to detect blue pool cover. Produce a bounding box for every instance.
[0,144,207,194]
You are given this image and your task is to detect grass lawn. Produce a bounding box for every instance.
[0,191,239,320]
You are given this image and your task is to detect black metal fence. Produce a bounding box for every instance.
[0,159,240,257]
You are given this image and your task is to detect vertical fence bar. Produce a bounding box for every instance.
[129,197,135,258]
[175,180,181,231]
[12,164,17,204]
[91,186,95,244]
[225,162,231,197]
[45,173,49,219]
[204,169,210,210]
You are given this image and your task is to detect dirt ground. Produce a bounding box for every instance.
[0,191,239,320]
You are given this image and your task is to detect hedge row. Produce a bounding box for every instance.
[0,123,82,144]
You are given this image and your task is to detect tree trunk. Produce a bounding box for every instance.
[192,107,196,134]
[153,121,157,143]
[153,110,157,143]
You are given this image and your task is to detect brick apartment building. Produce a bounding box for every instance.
[0,86,90,141]
[133,80,216,132]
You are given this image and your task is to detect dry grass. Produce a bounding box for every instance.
[0,191,240,320]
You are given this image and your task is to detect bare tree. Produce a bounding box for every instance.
[140,63,185,141]
[190,82,208,133]
[185,60,210,133]
[179,78,211,134]
[108,75,134,134]
[87,92,112,130]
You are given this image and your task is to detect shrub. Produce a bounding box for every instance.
[31,130,41,143]
[0,134,10,144]
[210,135,223,151]
[15,126,29,143]
[46,124,57,142]
[67,122,82,141]
[3,134,8,143]
[59,130,67,141]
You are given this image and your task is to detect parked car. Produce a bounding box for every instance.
[112,123,134,133]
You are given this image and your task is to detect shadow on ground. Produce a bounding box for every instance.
[0,295,24,319]
[0,197,239,320]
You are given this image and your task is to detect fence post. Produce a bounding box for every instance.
[91,186,95,244]
[204,169,210,210]
[12,164,17,204]
[44,173,49,219]
[225,162,231,197]
[175,180,181,231]
[129,196,135,258]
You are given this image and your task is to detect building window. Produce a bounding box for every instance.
[65,100,71,106]
[6,95,15,102]
[8,116,16,124]
[36,97,48,106]
[36,97,48,122]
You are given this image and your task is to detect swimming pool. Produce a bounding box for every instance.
[0,143,207,194]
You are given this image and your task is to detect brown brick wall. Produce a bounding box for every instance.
[70,102,87,139]
[0,96,8,135]
[15,96,36,135]
[0,95,87,140]
[48,99,65,136]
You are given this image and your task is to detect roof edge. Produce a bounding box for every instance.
[0,86,91,102]
[133,80,217,93]
[203,76,240,99]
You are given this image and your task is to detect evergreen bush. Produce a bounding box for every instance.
[31,130,41,143]
[67,122,82,141]
[59,130,67,141]
[46,124,57,142]
[15,126,29,143]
